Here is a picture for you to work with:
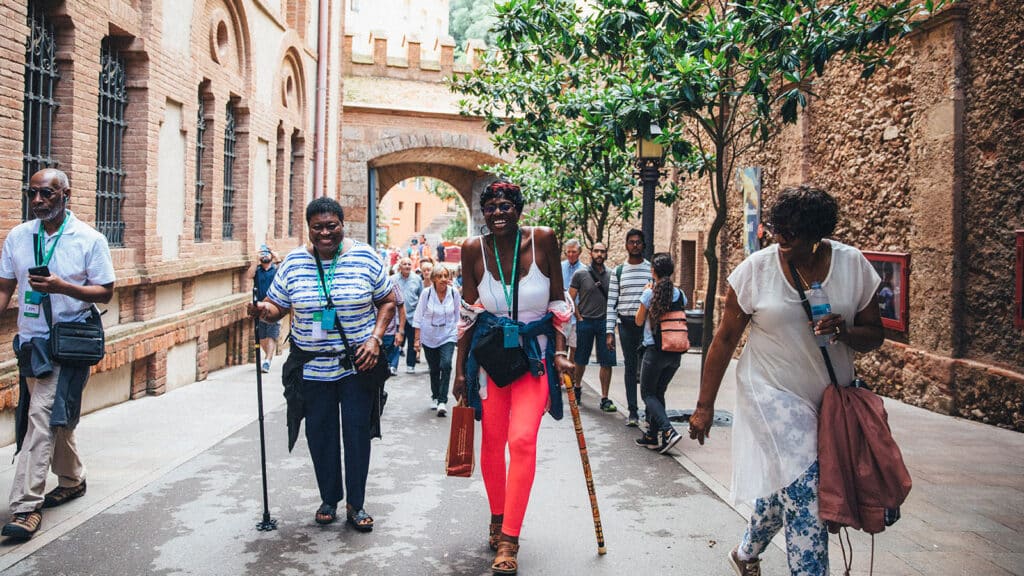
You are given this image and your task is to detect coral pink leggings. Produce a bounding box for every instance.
[480,366,549,537]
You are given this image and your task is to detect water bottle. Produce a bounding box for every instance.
[807,282,832,347]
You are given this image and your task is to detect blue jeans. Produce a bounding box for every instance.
[574,318,616,367]
[639,347,681,434]
[303,373,374,510]
[384,334,400,370]
[424,341,455,404]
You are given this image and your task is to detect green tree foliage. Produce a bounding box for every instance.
[452,0,686,247]
[444,210,468,241]
[455,0,947,354]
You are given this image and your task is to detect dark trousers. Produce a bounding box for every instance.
[384,334,400,370]
[403,322,418,368]
[640,347,682,434]
[303,373,374,510]
[617,316,644,415]
[424,341,455,404]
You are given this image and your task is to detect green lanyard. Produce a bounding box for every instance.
[493,229,521,312]
[36,216,68,266]
[315,249,340,307]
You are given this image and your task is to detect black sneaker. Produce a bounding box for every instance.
[599,398,617,413]
[573,387,582,404]
[659,429,682,454]
[634,434,660,450]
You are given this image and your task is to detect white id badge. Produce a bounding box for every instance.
[22,302,40,318]
[311,320,328,340]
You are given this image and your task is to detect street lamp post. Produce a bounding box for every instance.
[636,124,665,261]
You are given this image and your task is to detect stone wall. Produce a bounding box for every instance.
[666,3,1024,431]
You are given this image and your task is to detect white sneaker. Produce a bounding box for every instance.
[436,403,447,417]
[261,361,271,373]
[406,366,415,374]
[431,399,439,410]
[389,366,398,376]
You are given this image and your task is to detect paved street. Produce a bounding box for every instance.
[0,351,1021,575]
[0,361,787,576]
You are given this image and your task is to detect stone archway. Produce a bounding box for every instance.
[338,106,509,240]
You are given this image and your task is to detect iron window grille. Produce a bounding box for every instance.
[194,96,206,241]
[22,1,61,222]
[96,39,128,246]
[288,134,298,237]
[223,102,237,239]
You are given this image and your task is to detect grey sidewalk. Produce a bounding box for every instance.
[578,349,1024,576]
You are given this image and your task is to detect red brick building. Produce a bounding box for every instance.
[0,0,346,443]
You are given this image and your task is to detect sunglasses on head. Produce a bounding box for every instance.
[25,187,62,200]
[764,222,795,240]
[483,202,516,215]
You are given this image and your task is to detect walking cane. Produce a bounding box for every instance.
[562,373,606,555]
[253,282,277,532]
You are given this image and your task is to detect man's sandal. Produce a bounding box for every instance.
[346,508,374,532]
[43,481,87,509]
[314,503,337,525]
[488,522,502,551]
[1,511,42,539]
[491,539,520,575]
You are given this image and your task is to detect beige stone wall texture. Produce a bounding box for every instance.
[666,4,1023,430]
[0,0,338,435]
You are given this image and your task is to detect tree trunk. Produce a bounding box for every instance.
[700,143,729,376]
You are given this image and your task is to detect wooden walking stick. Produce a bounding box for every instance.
[562,373,607,555]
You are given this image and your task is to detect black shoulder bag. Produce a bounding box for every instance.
[44,298,105,367]
[34,233,106,367]
[472,238,530,388]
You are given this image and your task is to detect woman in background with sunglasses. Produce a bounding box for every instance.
[413,265,461,416]
[453,180,574,575]
[689,185,884,576]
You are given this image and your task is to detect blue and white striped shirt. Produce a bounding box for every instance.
[268,242,392,381]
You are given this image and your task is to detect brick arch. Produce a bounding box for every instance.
[199,0,251,85]
[276,37,307,125]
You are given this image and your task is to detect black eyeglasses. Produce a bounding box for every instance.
[483,202,516,215]
[25,187,61,200]
[626,238,644,246]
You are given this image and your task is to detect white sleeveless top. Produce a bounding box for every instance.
[478,228,551,326]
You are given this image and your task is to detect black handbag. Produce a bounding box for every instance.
[43,296,105,367]
[473,246,530,388]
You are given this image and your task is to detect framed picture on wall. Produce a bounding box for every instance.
[863,251,910,332]
[1016,231,1023,329]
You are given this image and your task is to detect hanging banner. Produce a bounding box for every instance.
[737,167,763,257]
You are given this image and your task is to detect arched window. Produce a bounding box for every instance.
[194,94,206,241]
[22,0,60,221]
[289,133,298,236]
[96,38,128,246]
[222,101,237,239]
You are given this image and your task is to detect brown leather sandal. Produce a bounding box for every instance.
[1,511,42,539]
[491,539,520,575]
[488,522,502,551]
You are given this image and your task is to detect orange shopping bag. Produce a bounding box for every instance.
[445,404,475,477]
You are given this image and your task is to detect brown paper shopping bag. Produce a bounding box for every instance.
[445,404,475,477]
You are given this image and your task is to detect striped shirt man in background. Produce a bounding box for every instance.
[605,229,652,427]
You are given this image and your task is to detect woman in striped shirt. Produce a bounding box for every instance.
[251,197,396,532]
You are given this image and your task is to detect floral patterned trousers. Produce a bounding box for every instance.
[739,461,829,576]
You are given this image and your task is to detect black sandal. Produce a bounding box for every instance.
[315,503,337,525]
[346,508,374,532]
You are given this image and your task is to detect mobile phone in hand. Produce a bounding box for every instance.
[28,265,50,277]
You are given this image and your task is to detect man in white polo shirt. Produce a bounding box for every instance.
[0,169,115,539]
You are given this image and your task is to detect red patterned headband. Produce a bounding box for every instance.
[489,182,520,194]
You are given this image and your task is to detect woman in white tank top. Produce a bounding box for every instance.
[453,180,574,575]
